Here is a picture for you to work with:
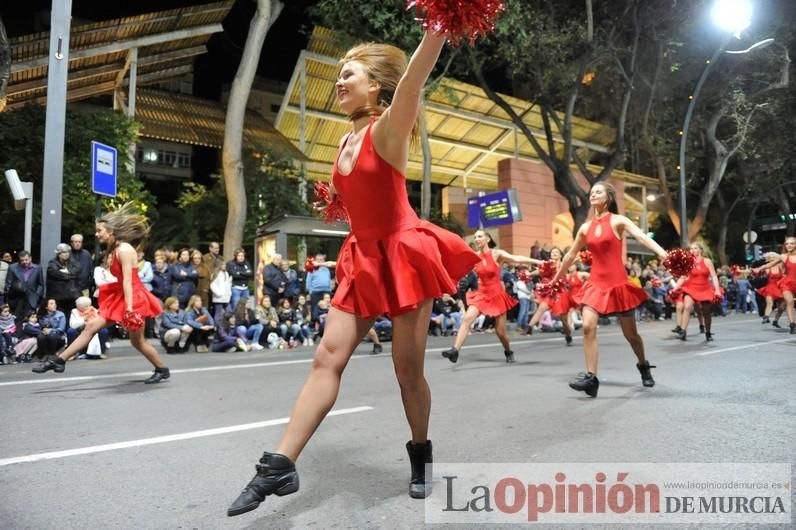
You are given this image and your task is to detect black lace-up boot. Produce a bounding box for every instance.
[227,452,299,517]
[406,440,432,499]
[637,360,656,387]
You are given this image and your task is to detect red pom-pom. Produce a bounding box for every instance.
[407,0,505,46]
[304,257,317,273]
[663,248,695,278]
[651,277,662,289]
[712,292,723,305]
[537,260,557,280]
[517,268,532,284]
[534,279,566,301]
[121,310,144,331]
[667,288,683,303]
[730,265,742,277]
[312,182,349,224]
[578,250,593,266]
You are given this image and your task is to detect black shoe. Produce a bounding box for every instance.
[406,440,432,499]
[637,361,656,387]
[32,357,65,374]
[565,334,573,346]
[699,324,705,334]
[677,329,686,341]
[762,317,770,324]
[228,452,299,516]
[671,325,682,334]
[441,347,459,363]
[569,372,599,397]
[372,343,383,354]
[772,320,781,328]
[705,332,714,342]
[504,350,515,363]
[791,323,796,335]
[144,367,170,384]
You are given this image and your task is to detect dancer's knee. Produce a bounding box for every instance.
[311,342,347,375]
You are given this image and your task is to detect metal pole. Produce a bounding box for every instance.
[299,55,307,202]
[40,0,73,262]
[677,42,727,247]
[22,182,33,252]
[641,184,648,234]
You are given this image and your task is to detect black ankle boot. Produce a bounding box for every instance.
[705,332,714,342]
[144,367,170,384]
[406,440,432,499]
[32,356,65,374]
[441,347,459,363]
[565,334,573,346]
[762,317,770,324]
[678,329,687,341]
[790,323,796,335]
[569,372,599,397]
[671,325,682,334]
[504,350,515,363]
[637,361,656,387]
[772,319,781,328]
[228,452,299,517]
[699,324,705,334]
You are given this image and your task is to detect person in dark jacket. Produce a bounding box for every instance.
[36,298,67,358]
[69,234,94,295]
[170,248,198,308]
[262,253,287,307]
[151,257,171,301]
[227,248,253,311]
[4,251,44,324]
[46,243,82,315]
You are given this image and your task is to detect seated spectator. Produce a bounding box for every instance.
[67,296,110,359]
[314,298,330,338]
[255,296,280,346]
[13,311,41,363]
[0,304,17,364]
[233,298,264,351]
[210,262,232,322]
[213,312,245,352]
[436,294,462,336]
[539,310,558,332]
[160,296,192,353]
[294,295,313,346]
[185,295,214,353]
[374,314,392,340]
[37,298,67,358]
[277,298,302,347]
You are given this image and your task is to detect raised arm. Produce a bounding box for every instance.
[617,216,668,259]
[705,258,722,294]
[753,255,784,273]
[493,250,544,267]
[552,226,588,283]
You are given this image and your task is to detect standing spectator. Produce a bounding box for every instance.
[281,261,301,301]
[185,295,214,353]
[170,248,198,308]
[514,267,533,332]
[46,243,82,315]
[540,243,551,260]
[69,234,94,296]
[193,249,212,307]
[0,253,9,305]
[262,253,287,307]
[137,250,154,291]
[530,241,542,260]
[306,253,332,320]
[227,248,253,311]
[203,242,224,276]
[210,262,232,322]
[5,251,44,323]
[151,257,171,301]
[36,298,67,359]
[160,296,191,353]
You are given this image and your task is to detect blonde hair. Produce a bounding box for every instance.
[187,295,203,310]
[97,202,150,251]
[340,43,420,143]
[164,296,180,310]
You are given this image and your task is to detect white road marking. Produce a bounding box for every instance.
[0,406,373,467]
[695,337,794,356]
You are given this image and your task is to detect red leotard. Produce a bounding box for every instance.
[98,252,163,323]
[777,256,796,294]
[567,272,584,299]
[465,251,517,316]
[331,121,479,319]
[757,268,783,299]
[574,213,647,315]
[681,258,716,303]
[538,265,577,316]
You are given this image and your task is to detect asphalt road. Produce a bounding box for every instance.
[0,314,793,529]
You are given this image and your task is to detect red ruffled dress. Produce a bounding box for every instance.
[538,266,577,316]
[777,257,796,295]
[465,251,517,317]
[757,269,783,299]
[98,251,163,323]
[331,122,480,319]
[681,258,717,303]
[574,213,647,315]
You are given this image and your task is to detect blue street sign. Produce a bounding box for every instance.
[91,141,117,197]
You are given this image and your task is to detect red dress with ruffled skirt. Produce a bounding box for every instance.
[574,213,647,315]
[757,269,783,299]
[681,258,716,303]
[465,251,517,316]
[538,266,577,316]
[777,257,796,295]
[98,252,163,323]
[331,122,480,319]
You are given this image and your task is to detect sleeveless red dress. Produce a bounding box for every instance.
[757,268,783,299]
[98,252,163,323]
[681,258,716,303]
[574,213,647,315]
[538,265,577,316]
[465,250,517,316]
[777,256,796,294]
[331,122,480,319]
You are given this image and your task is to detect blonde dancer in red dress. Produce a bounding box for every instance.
[441,229,542,364]
[753,236,796,334]
[228,32,480,516]
[526,247,578,345]
[755,252,785,326]
[32,204,168,383]
[552,182,668,397]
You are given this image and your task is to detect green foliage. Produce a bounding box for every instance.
[0,105,155,254]
[428,207,465,236]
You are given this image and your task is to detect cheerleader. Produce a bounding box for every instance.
[676,243,722,341]
[551,182,668,397]
[441,230,541,363]
[755,252,785,326]
[753,236,796,334]
[525,247,577,345]
[32,204,169,383]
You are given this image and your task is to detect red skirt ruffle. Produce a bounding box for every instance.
[98,282,163,323]
[682,283,715,303]
[539,290,577,316]
[757,282,783,299]
[466,289,517,317]
[332,220,479,319]
[574,281,647,316]
[777,278,796,295]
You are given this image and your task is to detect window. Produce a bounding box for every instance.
[178,153,191,169]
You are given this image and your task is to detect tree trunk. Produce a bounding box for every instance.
[0,17,11,112]
[419,101,432,220]
[222,0,283,260]
[715,190,741,266]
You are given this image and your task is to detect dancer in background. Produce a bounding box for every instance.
[753,236,796,334]
[441,229,541,363]
[524,248,577,344]
[33,204,169,383]
[756,252,785,327]
[551,182,668,398]
[677,242,721,342]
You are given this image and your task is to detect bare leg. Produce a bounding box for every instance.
[581,306,599,374]
[675,301,684,328]
[390,299,434,443]
[681,295,696,333]
[783,291,795,324]
[494,313,511,351]
[617,314,646,364]
[275,308,375,462]
[129,328,167,368]
[764,296,774,317]
[452,305,481,351]
[366,328,381,345]
[528,302,550,329]
[57,317,108,362]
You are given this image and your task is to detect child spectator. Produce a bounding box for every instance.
[14,311,41,362]
[0,304,17,363]
[255,296,280,345]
